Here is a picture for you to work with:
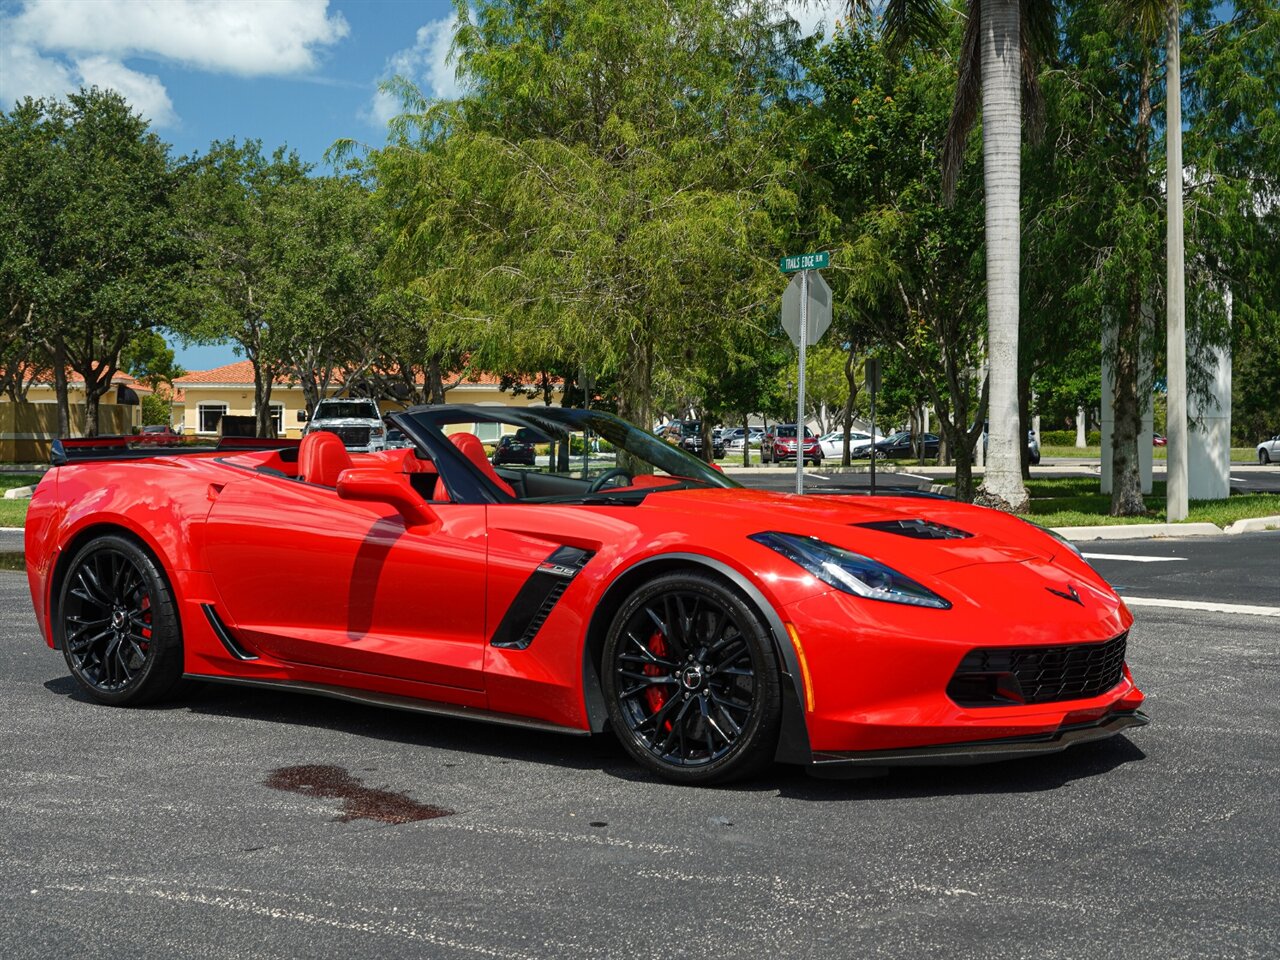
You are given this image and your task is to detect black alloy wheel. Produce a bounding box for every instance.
[56,535,183,706]
[602,572,781,784]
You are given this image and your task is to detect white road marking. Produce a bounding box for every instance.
[1082,553,1185,563]
[1123,597,1280,618]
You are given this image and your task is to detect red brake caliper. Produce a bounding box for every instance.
[643,630,669,724]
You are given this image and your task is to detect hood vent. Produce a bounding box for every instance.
[854,519,972,540]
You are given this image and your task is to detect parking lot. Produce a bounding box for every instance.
[2,535,1277,959]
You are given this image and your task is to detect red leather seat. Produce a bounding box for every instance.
[298,431,353,487]
[433,432,516,501]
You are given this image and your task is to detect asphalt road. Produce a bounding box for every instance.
[3,548,1278,959]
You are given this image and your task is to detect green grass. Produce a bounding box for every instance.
[0,473,41,529]
[1022,477,1280,529]
[1040,444,1259,462]
[0,552,25,572]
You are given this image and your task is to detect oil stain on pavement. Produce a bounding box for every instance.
[265,764,454,824]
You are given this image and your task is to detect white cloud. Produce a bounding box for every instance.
[8,0,349,76]
[364,13,461,129]
[0,0,350,128]
[75,56,177,127]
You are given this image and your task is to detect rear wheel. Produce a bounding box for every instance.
[602,572,781,784]
[55,534,183,706]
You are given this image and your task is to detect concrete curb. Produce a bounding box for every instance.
[2,486,33,500]
[1054,522,1228,542]
[1223,515,1280,535]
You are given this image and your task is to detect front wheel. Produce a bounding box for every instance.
[602,572,782,785]
[54,534,184,706]
[1262,449,1272,465]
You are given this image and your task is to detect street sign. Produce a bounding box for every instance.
[779,251,830,273]
[781,270,832,347]
[864,356,881,394]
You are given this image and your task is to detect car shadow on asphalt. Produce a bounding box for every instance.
[42,674,1147,797]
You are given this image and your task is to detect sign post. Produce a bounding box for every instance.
[780,253,831,494]
[865,357,881,496]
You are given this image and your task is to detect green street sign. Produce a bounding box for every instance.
[779,251,830,273]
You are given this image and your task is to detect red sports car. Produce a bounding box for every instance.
[25,405,1146,784]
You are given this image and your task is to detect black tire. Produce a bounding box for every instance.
[1262,450,1271,465]
[601,572,782,785]
[54,534,184,706]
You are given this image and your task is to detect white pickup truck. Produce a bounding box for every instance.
[303,398,387,453]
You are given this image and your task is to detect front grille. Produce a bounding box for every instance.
[318,425,371,447]
[947,632,1128,707]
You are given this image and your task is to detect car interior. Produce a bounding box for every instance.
[221,422,689,505]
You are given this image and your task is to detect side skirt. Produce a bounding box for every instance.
[184,673,591,737]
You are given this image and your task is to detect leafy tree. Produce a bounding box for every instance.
[849,0,1059,512]
[358,0,809,462]
[808,25,990,499]
[178,140,310,437]
[1,89,187,435]
[1048,0,1278,513]
[121,330,185,390]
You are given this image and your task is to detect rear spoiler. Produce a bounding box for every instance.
[51,435,301,466]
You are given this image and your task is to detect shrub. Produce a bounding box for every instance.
[1040,429,1101,446]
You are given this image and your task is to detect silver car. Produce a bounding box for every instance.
[1258,435,1280,465]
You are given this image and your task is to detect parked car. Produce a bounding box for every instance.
[32,404,1147,785]
[762,424,822,466]
[304,398,386,453]
[385,428,412,450]
[1257,434,1280,465]
[981,426,1042,465]
[725,428,764,452]
[1152,434,1167,447]
[818,430,882,460]
[133,425,184,444]
[491,429,537,466]
[679,422,726,460]
[874,432,940,460]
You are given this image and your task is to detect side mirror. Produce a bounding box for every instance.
[297,410,309,423]
[336,468,438,530]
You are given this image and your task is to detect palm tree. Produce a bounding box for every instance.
[850,0,1057,512]
[1115,0,1185,519]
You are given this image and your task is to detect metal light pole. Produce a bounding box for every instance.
[1166,2,1188,521]
[796,269,808,495]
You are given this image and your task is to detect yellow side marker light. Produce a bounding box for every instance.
[784,622,815,713]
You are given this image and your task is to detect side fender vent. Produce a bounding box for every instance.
[491,546,595,650]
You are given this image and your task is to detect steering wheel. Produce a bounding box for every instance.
[587,468,634,493]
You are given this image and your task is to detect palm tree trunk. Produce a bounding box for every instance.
[975,0,1030,513]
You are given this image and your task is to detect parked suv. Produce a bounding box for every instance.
[304,398,386,452]
[762,424,822,466]
[492,429,538,466]
[679,421,726,460]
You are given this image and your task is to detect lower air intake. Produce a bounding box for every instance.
[947,632,1128,706]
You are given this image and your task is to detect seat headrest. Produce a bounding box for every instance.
[434,432,516,500]
[298,431,353,487]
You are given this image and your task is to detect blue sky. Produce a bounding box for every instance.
[0,0,840,371]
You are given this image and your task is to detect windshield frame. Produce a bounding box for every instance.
[390,405,739,504]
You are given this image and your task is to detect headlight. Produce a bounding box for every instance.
[750,531,951,609]
[371,426,384,438]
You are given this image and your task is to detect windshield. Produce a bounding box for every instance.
[315,401,379,419]
[775,426,814,439]
[395,406,738,503]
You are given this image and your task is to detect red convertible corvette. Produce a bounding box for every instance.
[25,405,1146,784]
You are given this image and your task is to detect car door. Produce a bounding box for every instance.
[203,473,488,694]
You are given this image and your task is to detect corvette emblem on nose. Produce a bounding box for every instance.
[1047,584,1083,606]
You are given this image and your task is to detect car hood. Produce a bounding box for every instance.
[640,487,1074,578]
